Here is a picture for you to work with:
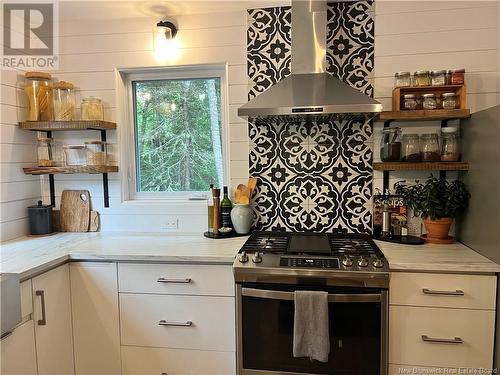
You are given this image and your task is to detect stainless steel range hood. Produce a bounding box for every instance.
[238,0,382,122]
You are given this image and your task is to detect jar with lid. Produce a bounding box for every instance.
[421,133,440,162]
[450,68,465,85]
[37,138,57,167]
[441,92,458,109]
[403,94,419,110]
[422,93,438,110]
[394,72,411,87]
[431,70,447,86]
[85,141,108,166]
[81,97,104,121]
[441,127,460,161]
[414,70,431,86]
[53,81,76,121]
[63,145,86,166]
[401,134,421,162]
[380,127,402,162]
[24,71,53,121]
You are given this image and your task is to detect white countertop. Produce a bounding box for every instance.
[1,232,498,280]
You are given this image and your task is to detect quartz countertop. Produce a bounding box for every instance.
[1,232,498,281]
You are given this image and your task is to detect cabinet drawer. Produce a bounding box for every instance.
[390,272,496,309]
[121,346,235,375]
[390,306,495,368]
[118,263,234,296]
[120,293,235,351]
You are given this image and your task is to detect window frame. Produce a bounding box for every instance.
[118,64,230,203]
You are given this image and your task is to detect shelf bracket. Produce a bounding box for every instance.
[49,174,55,207]
[382,121,391,192]
[100,130,109,207]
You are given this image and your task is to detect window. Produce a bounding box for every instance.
[124,66,227,200]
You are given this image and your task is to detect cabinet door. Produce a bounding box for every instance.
[32,264,74,375]
[0,320,38,375]
[70,263,121,375]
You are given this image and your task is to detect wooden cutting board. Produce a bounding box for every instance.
[60,190,91,232]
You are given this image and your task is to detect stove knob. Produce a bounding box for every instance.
[252,252,263,264]
[342,257,353,267]
[373,258,384,268]
[357,257,369,267]
[238,251,249,263]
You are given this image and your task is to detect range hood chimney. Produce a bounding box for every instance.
[238,0,382,122]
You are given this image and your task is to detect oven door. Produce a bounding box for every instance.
[236,284,388,375]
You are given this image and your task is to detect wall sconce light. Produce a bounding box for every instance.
[154,20,179,61]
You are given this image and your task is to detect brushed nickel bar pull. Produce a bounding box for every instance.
[422,335,463,344]
[422,288,465,296]
[35,290,47,326]
[158,319,193,327]
[157,277,192,284]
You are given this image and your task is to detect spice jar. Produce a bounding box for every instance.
[431,70,447,86]
[450,68,465,85]
[63,145,86,166]
[422,93,437,110]
[401,134,421,162]
[85,141,108,166]
[441,127,460,162]
[394,72,411,87]
[403,94,419,110]
[414,70,431,86]
[53,81,76,121]
[37,138,56,167]
[81,97,104,121]
[421,133,441,162]
[380,127,402,162]
[24,72,53,121]
[441,92,458,109]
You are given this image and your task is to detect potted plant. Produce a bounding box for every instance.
[394,176,470,242]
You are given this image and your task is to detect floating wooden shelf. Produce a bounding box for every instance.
[19,120,116,131]
[23,165,118,175]
[373,162,469,171]
[377,109,470,122]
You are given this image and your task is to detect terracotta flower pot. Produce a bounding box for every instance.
[423,217,453,239]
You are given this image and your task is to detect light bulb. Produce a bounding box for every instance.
[153,25,179,62]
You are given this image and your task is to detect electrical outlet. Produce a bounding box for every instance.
[163,217,179,231]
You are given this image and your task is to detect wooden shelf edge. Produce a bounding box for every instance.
[376,109,470,122]
[19,120,117,131]
[23,165,119,175]
[373,162,469,171]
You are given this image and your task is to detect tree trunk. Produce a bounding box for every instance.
[182,82,191,190]
[207,79,223,187]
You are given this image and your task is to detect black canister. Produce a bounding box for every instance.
[28,201,53,235]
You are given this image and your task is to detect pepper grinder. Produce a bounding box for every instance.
[212,188,221,235]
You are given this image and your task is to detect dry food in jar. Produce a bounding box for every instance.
[37,138,56,167]
[24,72,53,121]
[84,141,107,166]
[81,97,104,121]
[441,127,460,162]
[394,72,411,87]
[401,134,421,162]
[450,68,465,85]
[421,133,440,162]
[414,70,431,86]
[441,92,458,109]
[53,81,76,121]
[422,93,437,110]
[63,145,86,166]
[380,127,402,162]
[431,70,447,86]
[403,94,419,110]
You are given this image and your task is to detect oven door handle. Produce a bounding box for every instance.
[241,288,382,303]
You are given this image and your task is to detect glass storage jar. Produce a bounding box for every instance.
[421,133,441,162]
[84,141,108,166]
[414,70,431,86]
[63,145,86,166]
[422,93,438,110]
[24,71,53,121]
[401,134,421,162]
[37,138,57,167]
[450,68,465,85]
[431,70,447,86]
[441,92,458,109]
[394,72,411,87]
[441,127,460,161]
[53,81,76,121]
[380,127,402,162]
[81,97,104,121]
[403,94,419,110]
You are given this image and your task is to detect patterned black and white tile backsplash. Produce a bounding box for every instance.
[247,1,374,234]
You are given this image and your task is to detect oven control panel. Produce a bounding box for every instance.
[280,257,340,269]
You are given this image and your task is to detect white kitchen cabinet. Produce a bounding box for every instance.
[32,264,74,375]
[0,320,38,375]
[70,262,121,375]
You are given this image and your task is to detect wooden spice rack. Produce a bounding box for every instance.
[373,162,469,171]
[392,84,466,111]
[19,120,118,208]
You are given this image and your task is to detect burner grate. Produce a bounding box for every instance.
[240,231,290,253]
[328,234,379,255]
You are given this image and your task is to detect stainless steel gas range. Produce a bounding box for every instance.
[233,231,389,375]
